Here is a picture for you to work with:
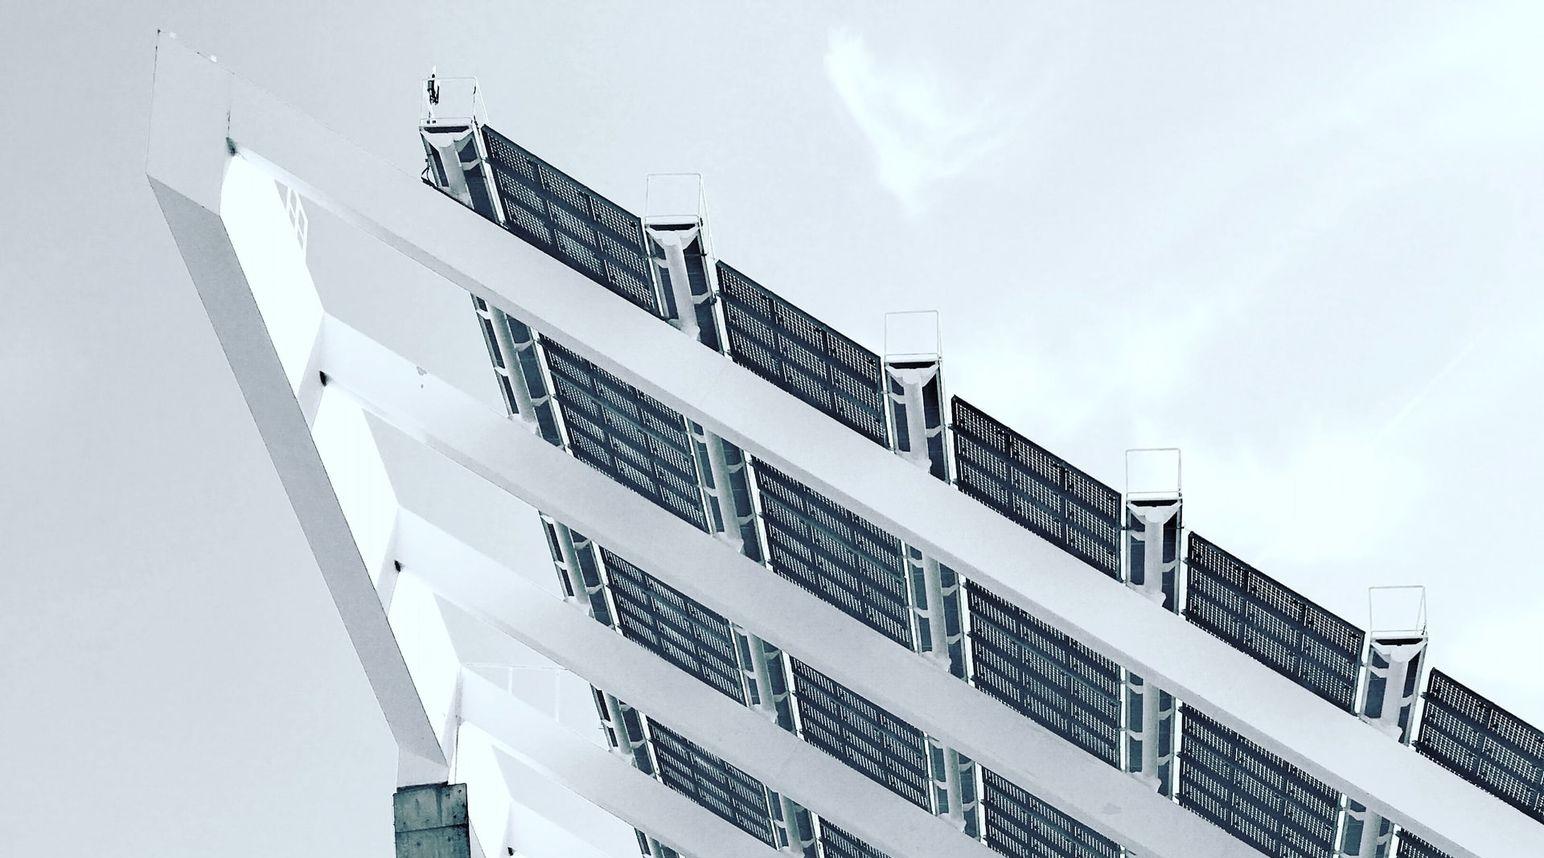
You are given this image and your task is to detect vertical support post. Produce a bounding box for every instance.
[883,311,964,674]
[770,790,819,857]
[1121,448,1182,798]
[1340,587,1429,858]
[418,72,502,222]
[593,687,657,776]
[883,311,979,836]
[733,625,795,731]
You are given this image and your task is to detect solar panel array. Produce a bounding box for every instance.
[1185,534,1365,711]
[820,821,893,858]
[1416,669,1544,823]
[1179,708,1341,858]
[789,659,931,811]
[1396,831,1454,858]
[432,125,1544,858]
[965,581,1123,766]
[981,768,1121,858]
[950,397,1122,578]
[480,126,660,314]
[541,339,708,530]
[754,461,913,649]
[648,720,776,847]
[601,548,745,705]
[716,262,889,446]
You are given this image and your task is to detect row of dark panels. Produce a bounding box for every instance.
[441,124,1544,849]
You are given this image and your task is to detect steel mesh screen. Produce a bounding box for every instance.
[601,549,745,705]
[1415,669,1544,823]
[789,658,930,811]
[950,397,1121,578]
[754,461,913,649]
[1185,534,1364,711]
[965,581,1123,766]
[1179,707,1341,858]
[480,126,659,314]
[716,262,887,445]
[981,767,1121,858]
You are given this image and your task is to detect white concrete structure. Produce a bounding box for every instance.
[148,33,1544,858]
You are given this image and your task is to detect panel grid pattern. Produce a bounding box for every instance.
[1179,708,1341,858]
[600,549,745,705]
[1185,534,1365,711]
[480,126,660,314]
[982,768,1121,858]
[950,398,1121,578]
[819,821,894,858]
[753,461,913,649]
[1415,669,1544,823]
[541,339,708,530]
[716,262,888,445]
[789,659,931,811]
[965,581,1123,767]
[648,720,776,847]
[1395,831,1455,858]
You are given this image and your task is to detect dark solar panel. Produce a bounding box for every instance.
[480,126,660,314]
[1396,831,1455,858]
[981,767,1121,858]
[819,821,893,858]
[541,339,708,530]
[1179,708,1341,858]
[648,720,776,847]
[601,548,745,706]
[1415,669,1544,823]
[753,461,913,649]
[949,397,1121,578]
[789,658,931,811]
[1185,534,1365,711]
[965,581,1123,767]
[716,262,888,445]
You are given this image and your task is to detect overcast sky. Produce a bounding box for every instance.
[4,2,1544,855]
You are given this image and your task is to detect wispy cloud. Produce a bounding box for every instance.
[824,29,1015,215]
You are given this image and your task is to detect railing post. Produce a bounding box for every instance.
[1340,587,1429,858]
[1121,448,1182,797]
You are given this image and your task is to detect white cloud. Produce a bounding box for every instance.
[824,28,1014,214]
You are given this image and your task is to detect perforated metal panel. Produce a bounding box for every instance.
[965,581,1123,767]
[789,658,931,811]
[981,767,1121,858]
[601,548,745,705]
[753,461,913,649]
[819,821,893,858]
[950,397,1121,578]
[1185,534,1365,711]
[541,339,708,530]
[1179,708,1341,858]
[1415,669,1544,823]
[648,720,776,846]
[480,126,660,314]
[716,262,888,445]
[1395,831,1454,858]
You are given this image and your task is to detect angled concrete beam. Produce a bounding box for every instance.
[146,185,446,788]
[325,317,1252,858]
[459,666,781,858]
[391,526,994,858]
